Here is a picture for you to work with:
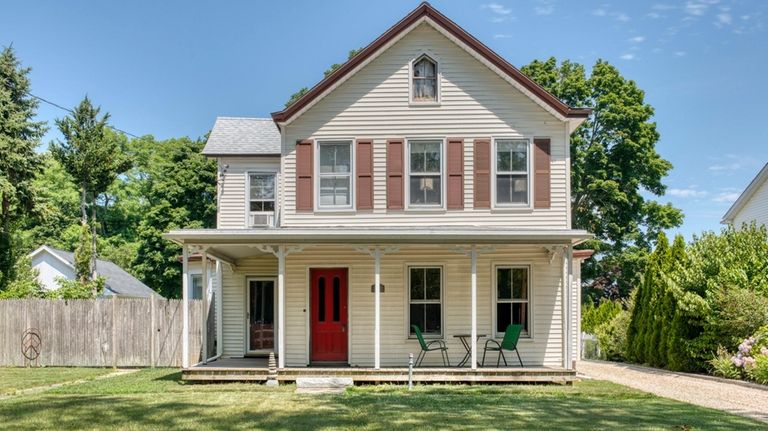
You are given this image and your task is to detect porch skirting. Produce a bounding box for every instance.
[183,358,577,384]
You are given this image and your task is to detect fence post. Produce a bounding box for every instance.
[111,296,117,369]
[150,296,156,368]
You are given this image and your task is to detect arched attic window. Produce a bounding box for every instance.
[412,55,438,102]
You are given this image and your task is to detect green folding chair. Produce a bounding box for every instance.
[482,324,524,367]
[411,325,450,367]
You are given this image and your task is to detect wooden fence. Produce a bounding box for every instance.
[0,297,212,367]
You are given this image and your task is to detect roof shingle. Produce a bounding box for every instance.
[203,117,281,156]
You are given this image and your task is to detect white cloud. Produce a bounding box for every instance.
[620,53,636,60]
[675,50,687,56]
[483,2,512,15]
[713,192,741,203]
[534,0,555,15]
[685,0,719,17]
[493,34,513,39]
[615,13,631,22]
[668,187,708,198]
[592,8,607,17]
[652,4,677,11]
[629,36,646,43]
[716,12,732,26]
[646,12,662,19]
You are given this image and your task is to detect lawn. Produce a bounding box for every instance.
[0,368,764,430]
[0,367,112,395]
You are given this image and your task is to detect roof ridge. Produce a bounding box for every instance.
[216,116,273,121]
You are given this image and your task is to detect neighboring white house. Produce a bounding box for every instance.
[28,245,159,298]
[722,162,768,227]
[165,2,594,374]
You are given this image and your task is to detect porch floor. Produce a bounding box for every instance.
[184,357,578,384]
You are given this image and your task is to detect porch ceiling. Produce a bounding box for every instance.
[164,226,592,248]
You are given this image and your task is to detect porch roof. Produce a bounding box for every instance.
[164,226,591,246]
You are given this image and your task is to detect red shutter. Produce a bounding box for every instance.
[473,138,491,209]
[386,139,404,210]
[447,138,464,209]
[295,139,314,211]
[533,137,551,209]
[356,139,374,210]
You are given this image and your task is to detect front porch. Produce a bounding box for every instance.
[183,357,578,384]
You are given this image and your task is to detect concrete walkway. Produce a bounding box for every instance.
[578,360,768,423]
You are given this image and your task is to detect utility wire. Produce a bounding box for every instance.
[3,78,140,138]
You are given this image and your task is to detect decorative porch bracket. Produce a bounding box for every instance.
[353,246,400,370]
[251,245,304,369]
[450,245,495,370]
[544,245,566,264]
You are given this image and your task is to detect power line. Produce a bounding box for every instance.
[3,78,140,138]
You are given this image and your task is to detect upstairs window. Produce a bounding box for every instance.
[318,141,352,209]
[408,140,442,207]
[412,55,438,102]
[495,139,529,205]
[249,173,276,212]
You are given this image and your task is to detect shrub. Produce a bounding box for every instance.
[48,276,105,299]
[0,257,45,299]
[709,346,741,380]
[596,308,631,361]
[748,353,768,385]
[582,299,621,334]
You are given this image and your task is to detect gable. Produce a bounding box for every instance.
[286,22,562,136]
[271,3,589,127]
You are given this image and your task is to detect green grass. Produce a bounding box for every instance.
[0,367,112,395]
[0,368,764,430]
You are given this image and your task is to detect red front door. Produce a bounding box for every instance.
[310,268,348,362]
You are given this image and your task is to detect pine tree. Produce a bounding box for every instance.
[0,46,47,291]
[51,98,131,284]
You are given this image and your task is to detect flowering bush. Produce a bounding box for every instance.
[711,326,768,385]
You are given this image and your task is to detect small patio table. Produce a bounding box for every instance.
[453,333,487,367]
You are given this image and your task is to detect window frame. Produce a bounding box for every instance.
[405,138,446,210]
[245,169,279,227]
[406,265,444,339]
[491,137,533,209]
[492,264,533,339]
[409,53,441,105]
[315,139,355,211]
[247,172,277,213]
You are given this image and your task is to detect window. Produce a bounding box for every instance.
[495,139,529,205]
[408,267,442,337]
[495,266,530,337]
[408,140,442,206]
[318,141,352,208]
[412,55,438,102]
[190,274,203,300]
[249,173,276,212]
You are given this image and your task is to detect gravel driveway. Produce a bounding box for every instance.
[578,360,768,424]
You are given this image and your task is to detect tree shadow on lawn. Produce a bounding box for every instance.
[0,388,763,430]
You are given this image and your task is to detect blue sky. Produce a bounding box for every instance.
[2,0,766,237]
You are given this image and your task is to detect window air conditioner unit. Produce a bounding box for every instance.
[250,213,274,228]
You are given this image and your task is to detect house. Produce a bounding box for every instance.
[165,3,594,380]
[722,162,768,227]
[28,245,159,298]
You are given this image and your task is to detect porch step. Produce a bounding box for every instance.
[295,377,354,394]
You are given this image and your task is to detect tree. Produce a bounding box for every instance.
[285,48,362,108]
[0,46,47,291]
[521,58,683,299]
[132,137,216,298]
[50,98,131,282]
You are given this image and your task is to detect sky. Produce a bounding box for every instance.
[2,0,767,238]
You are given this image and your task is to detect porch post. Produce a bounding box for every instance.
[470,245,478,370]
[374,247,382,370]
[566,244,574,370]
[201,249,209,364]
[216,260,223,357]
[277,245,286,369]
[182,244,189,368]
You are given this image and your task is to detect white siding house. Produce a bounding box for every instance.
[722,163,768,227]
[28,245,158,298]
[165,3,593,379]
